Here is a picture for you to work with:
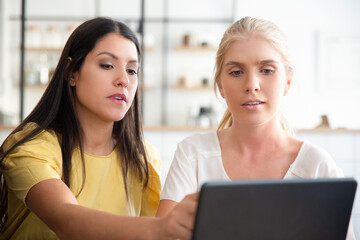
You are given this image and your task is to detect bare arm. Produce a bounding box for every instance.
[26,178,198,240]
[156,200,178,217]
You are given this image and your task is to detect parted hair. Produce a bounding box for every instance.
[0,17,149,231]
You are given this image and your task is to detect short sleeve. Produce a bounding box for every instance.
[160,142,198,202]
[140,142,161,216]
[287,141,345,179]
[2,126,63,204]
[144,141,161,176]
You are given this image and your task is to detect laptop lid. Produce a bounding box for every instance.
[192,178,357,240]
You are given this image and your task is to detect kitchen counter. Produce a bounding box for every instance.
[2,124,360,133]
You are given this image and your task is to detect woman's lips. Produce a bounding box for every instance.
[109,94,126,104]
[242,100,265,110]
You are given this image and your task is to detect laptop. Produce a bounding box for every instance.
[192,178,357,240]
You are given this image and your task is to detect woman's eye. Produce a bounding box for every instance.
[261,68,274,74]
[230,70,243,76]
[100,64,114,70]
[127,69,137,75]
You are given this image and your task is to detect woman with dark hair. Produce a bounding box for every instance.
[0,17,197,240]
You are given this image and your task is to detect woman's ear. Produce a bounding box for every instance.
[70,78,76,86]
[283,71,293,96]
[66,57,76,87]
[217,80,225,99]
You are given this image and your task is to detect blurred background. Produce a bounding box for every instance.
[0,0,359,235]
[0,0,360,129]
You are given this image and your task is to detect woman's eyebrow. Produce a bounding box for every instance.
[96,52,138,64]
[96,51,118,59]
[259,59,279,65]
[224,61,245,67]
[128,60,138,65]
[224,59,279,68]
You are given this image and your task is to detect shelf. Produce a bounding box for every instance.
[174,46,217,51]
[173,85,213,91]
[25,47,63,52]
[2,123,360,133]
[9,15,139,23]
[143,127,360,133]
[294,128,356,133]
[4,0,235,128]
[13,82,48,89]
[143,85,156,91]
[25,84,48,90]
[26,47,155,53]
[144,46,155,52]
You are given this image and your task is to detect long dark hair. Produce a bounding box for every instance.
[0,17,149,230]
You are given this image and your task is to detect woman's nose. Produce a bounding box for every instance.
[245,73,260,93]
[114,70,129,87]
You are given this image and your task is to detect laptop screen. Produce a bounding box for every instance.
[192,178,357,240]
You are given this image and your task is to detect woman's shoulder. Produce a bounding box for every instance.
[144,141,161,175]
[290,141,343,178]
[1,122,63,203]
[179,131,218,147]
[3,122,61,154]
[299,141,333,162]
[176,131,221,158]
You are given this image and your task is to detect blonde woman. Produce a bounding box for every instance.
[157,16,354,239]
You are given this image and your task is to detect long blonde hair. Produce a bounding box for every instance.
[215,16,293,132]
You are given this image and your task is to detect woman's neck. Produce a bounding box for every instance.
[218,118,301,180]
[80,119,115,156]
[222,119,289,154]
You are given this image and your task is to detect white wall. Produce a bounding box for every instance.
[0,0,20,125]
[0,0,4,96]
[233,0,360,129]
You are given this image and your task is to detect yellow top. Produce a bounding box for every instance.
[1,122,161,240]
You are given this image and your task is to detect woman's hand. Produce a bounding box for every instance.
[156,193,199,240]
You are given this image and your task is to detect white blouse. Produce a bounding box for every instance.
[161,131,343,202]
[161,131,355,240]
